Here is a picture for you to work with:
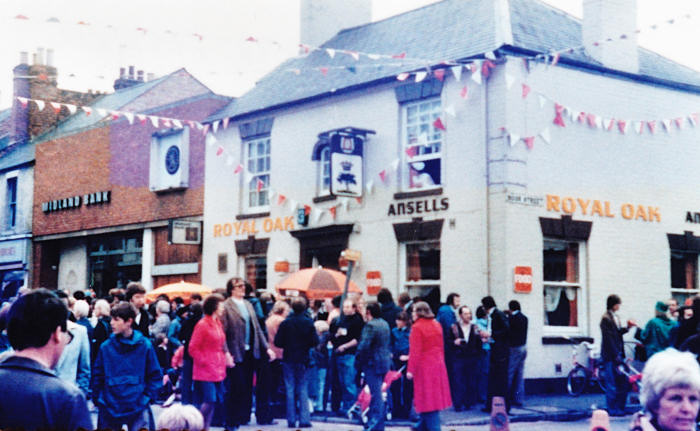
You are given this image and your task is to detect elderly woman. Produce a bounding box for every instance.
[631,348,700,431]
[407,301,452,431]
[150,299,171,338]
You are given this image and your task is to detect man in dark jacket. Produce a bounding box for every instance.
[126,282,150,338]
[481,295,510,413]
[356,301,392,431]
[507,300,528,408]
[0,289,92,431]
[600,294,636,416]
[330,298,364,414]
[377,288,402,329]
[92,302,162,431]
[274,297,319,428]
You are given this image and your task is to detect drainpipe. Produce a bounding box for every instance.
[484,65,491,296]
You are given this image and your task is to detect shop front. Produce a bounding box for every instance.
[0,238,30,302]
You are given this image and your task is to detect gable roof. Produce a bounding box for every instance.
[209,0,700,122]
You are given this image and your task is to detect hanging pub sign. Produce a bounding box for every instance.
[324,127,375,198]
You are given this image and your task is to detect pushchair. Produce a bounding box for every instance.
[617,358,643,405]
[347,366,405,425]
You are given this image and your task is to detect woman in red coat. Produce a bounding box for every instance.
[407,301,452,431]
[188,293,233,429]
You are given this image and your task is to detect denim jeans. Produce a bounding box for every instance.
[603,360,628,415]
[307,366,327,411]
[98,407,150,431]
[365,369,386,431]
[180,357,194,405]
[414,410,441,431]
[335,354,357,412]
[282,361,311,426]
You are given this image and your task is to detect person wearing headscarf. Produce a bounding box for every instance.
[637,301,676,359]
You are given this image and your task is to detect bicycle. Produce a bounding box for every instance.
[566,339,604,396]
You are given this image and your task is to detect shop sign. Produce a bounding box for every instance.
[387,197,449,216]
[213,216,295,237]
[686,212,700,223]
[274,260,290,272]
[168,220,201,245]
[330,132,364,197]
[366,271,382,296]
[0,239,26,264]
[546,194,660,222]
[42,190,111,213]
[513,266,532,293]
[506,193,544,207]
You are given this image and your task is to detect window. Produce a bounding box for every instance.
[88,233,142,297]
[246,137,270,208]
[6,177,17,229]
[149,128,190,191]
[543,239,584,328]
[670,251,698,304]
[319,146,331,195]
[403,240,440,298]
[245,256,267,291]
[402,98,442,190]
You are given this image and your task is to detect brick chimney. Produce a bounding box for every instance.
[300,0,372,49]
[583,0,639,74]
[113,65,144,90]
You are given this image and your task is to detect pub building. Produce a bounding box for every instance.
[31,68,231,296]
[201,0,700,385]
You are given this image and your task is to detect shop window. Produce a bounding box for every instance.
[543,239,583,328]
[245,136,270,209]
[668,232,700,303]
[402,98,443,191]
[245,256,267,292]
[6,177,17,229]
[403,240,441,298]
[149,128,190,192]
[88,233,142,297]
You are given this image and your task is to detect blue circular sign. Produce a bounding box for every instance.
[165,145,180,175]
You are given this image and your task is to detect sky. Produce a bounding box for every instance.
[0,0,699,110]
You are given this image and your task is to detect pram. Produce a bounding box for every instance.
[347,366,405,425]
[617,358,643,404]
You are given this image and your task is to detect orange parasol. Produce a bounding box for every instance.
[276,267,362,300]
[146,281,213,304]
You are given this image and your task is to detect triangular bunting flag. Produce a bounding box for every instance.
[553,104,566,127]
[594,116,603,129]
[433,69,445,82]
[433,117,446,131]
[538,94,547,108]
[539,128,551,144]
[304,205,311,216]
[35,100,45,111]
[110,111,120,121]
[256,179,264,193]
[604,118,615,131]
[691,113,700,126]
[50,102,62,114]
[326,48,335,59]
[397,73,410,81]
[136,114,147,124]
[471,61,483,85]
[391,158,400,172]
[216,146,224,156]
[162,118,172,128]
[341,198,350,212]
[278,194,287,206]
[550,52,560,67]
[367,54,381,60]
[617,120,628,134]
[206,133,217,146]
[415,71,428,82]
[577,112,586,124]
[444,105,457,118]
[647,120,656,134]
[366,180,375,195]
[378,170,387,183]
[405,146,418,158]
[522,84,531,99]
[213,120,220,133]
[417,132,429,146]
[509,133,520,147]
[269,187,277,200]
[451,65,463,81]
[662,119,672,132]
[460,85,468,99]
[329,206,337,219]
[313,209,324,225]
[65,104,77,115]
[485,51,497,60]
[355,197,362,205]
[505,74,515,89]
[148,116,158,127]
[222,118,229,129]
[320,67,329,76]
[172,119,182,129]
[586,113,597,128]
[524,136,535,150]
[233,164,243,174]
[124,112,134,125]
[348,51,360,61]
[202,124,210,136]
[392,52,407,59]
[675,117,684,130]
[481,60,496,78]
[16,97,29,108]
[634,121,644,134]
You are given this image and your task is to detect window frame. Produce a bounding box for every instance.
[244,135,271,211]
[149,127,190,192]
[6,176,17,230]
[670,250,699,301]
[318,145,331,196]
[400,97,444,192]
[542,237,588,336]
[399,239,441,299]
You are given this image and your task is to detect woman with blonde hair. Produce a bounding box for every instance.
[266,300,291,410]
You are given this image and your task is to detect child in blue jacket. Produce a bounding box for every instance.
[92,301,162,431]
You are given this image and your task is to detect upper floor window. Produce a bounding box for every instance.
[246,136,270,208]
[149,128,190,192]
[6,176,17,229]
[319,146,331,195]
[402,98,443,190]
[668,231,700,304]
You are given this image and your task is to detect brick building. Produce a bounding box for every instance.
[32,67,230,296]
[202,0,700,384]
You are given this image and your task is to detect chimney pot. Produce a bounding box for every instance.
[120,67,126,78]
[128,66,135,79]
[37,47,44,66]
[137,70,144,81]
[19,52,28,65]
[583,0,638,74]
[46,49,54,67]
[32,53,38,65]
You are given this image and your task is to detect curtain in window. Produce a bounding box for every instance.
[407,248,421,281]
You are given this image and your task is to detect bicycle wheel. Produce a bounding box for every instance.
[567,365,589,396]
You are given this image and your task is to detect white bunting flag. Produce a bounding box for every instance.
[83,107,93,116]
[149,116,159,127]
[268,187,277,200]
[225,155,235,166]
[121,112,133,125]
[367,54,381,60]
[16,96,29,107]
[35,100,45,111]
[289,200,298,215]
[509,133,520,147]
[348,51,360,61]
[689,114,698,127]
[634,121,644,134]
[212,120,220,133]
[603,118,614,131]
[505,74,515,89]
[314,209,324,225]
[65,104,77,115]
[366,180,375,195]
[451,65,462,82]
[326,48,336,59]
[417,132,429,146]
[594,116,603,129]
[538,95,547,108]
[444,104,457,118]
[485,51,497,60]
[341,197,350,212]
[50,101,61,112]
[415,71,428,82]
[539,128,551,144]
[206,133,217,146]
[662,119,672,132]
[471,63,483,85]
[222,118,229,130]
[391,158,400,172]
[244,172,254,184]
[172,119,183,129]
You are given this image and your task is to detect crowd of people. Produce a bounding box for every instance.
[0,279,535,431]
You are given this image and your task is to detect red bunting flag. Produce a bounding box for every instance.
[299,44,310,54]
[379,170,387,183]
[405,146,418,158]
[524,136,535,149]
[245,36,257,42]
[587,113,597,128]
[193,33,203,41]
[111,111,120,121]
[392,52,406,59]
[522,84,531,99]
[551,53,560,67]
[460,85,468,99]
[17,97,28,108]
[617,120,627,134]
[304,205,311,216]
[256,179,264,193]
[675,117,684,130]
[216,146,224,156]
[577,112,586,123]
[481,60,496,78]
[38,73,48,81]
[356,197,362,204]
[691,113,700,126]
[233,164,243,174]
[329,206,337,219]
[277,194,286,205]
[50,102,62,114]
[320,67,329,76]
[553,104,566,127]
[647,120,656,134]
[433,69,445,82]
[433,117,446,131]
[14,14,29,20]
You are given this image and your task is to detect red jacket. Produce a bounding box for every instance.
[188,315,226,382]
[407,317,452,413]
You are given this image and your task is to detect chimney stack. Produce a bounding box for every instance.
[36,47,44,65]
[119,67,126,79]
[137,70,144,82]
[300,0,372,49]
[128,66,135,80]
[46,49,54,67]
[583,0,639,74]
[19,52,28,65]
